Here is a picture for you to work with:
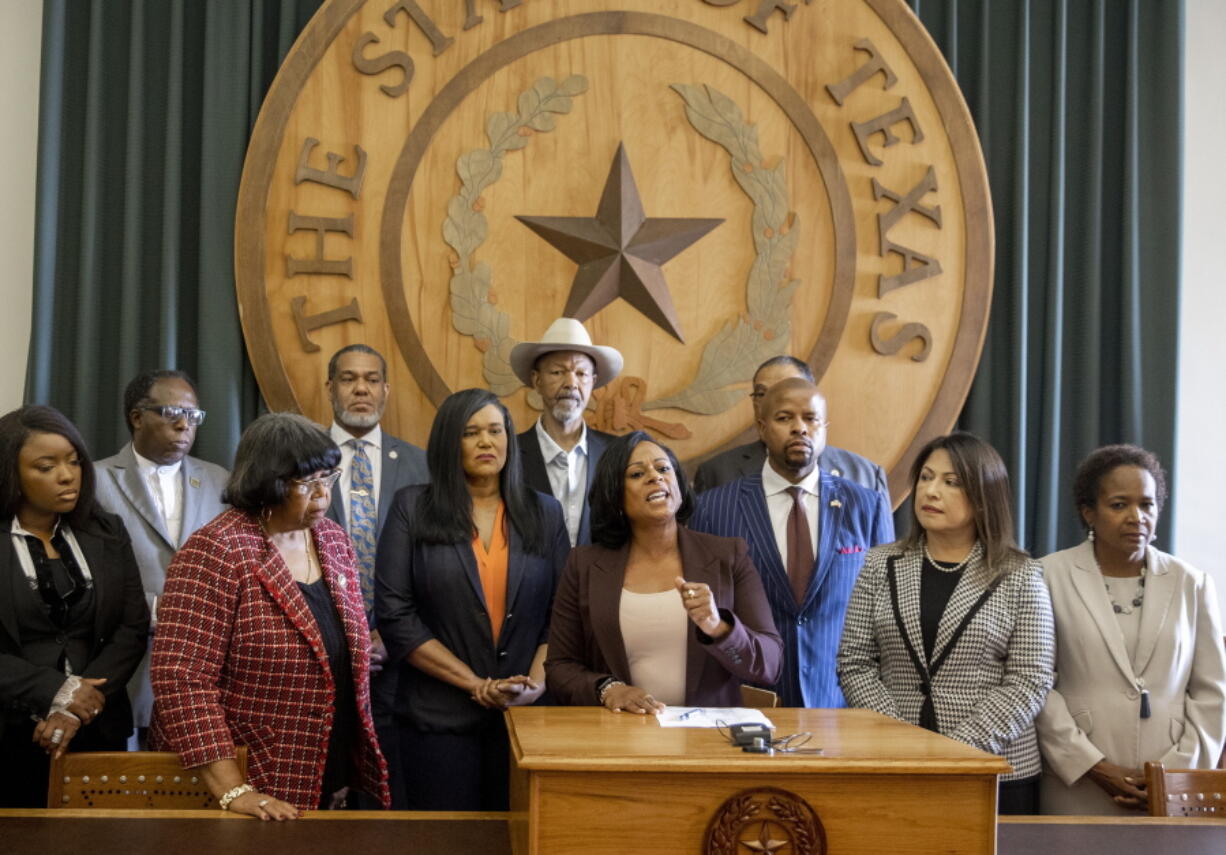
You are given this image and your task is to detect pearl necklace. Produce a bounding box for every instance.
[923,540,977,573]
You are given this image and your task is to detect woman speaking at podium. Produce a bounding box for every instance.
[546,431,782,713]
[837,432,1055,814]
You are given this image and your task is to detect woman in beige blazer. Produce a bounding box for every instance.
[1037,445,1226,815]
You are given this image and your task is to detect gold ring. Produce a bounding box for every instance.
[686,589,696,599]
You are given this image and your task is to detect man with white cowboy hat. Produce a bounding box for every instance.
[509,317,623,546]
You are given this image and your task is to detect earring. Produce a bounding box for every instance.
[1087,526,1095,542]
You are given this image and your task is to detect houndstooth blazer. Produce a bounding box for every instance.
[837,542,1055,780]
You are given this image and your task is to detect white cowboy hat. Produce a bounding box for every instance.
[509,318,624,388]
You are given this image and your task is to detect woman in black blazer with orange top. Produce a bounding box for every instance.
[0,406,148,808]
[545,432,782,713]
[374,390,569,811]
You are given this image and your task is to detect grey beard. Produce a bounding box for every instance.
[335,404,383,430]
[549,399,585,424]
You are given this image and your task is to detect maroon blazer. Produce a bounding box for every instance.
[149,510,388,810]
[545,527,783,706]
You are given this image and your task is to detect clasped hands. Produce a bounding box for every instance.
[1087,760,1148,810]
[469,674,543,710]
[33,677,108,758]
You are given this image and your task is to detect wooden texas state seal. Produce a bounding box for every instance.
[235,0,992,502]
[706,787,826,855]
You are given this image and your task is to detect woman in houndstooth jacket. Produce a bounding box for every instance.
[150,414,388,818]
[837,432,1055,814]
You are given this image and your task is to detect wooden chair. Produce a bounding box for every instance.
[47,748,247,810]
[739,685,780,708]
[1145,761,1226,817]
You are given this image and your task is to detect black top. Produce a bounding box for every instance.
[297,578,358,800]
[920,555,963,662]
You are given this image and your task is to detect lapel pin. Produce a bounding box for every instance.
[336,575,347,587]
[829,499,842,508]
[189,477,201,488]
[389,450,398,460]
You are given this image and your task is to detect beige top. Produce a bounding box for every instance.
[619,589,688,706]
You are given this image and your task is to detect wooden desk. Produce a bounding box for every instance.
[506,707,1011,854]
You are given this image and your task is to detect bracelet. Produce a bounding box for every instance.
[597,678,625,706]
[219,783,255,811]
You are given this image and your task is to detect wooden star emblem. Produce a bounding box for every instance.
[741,821,790,853]
[515,143,722,342]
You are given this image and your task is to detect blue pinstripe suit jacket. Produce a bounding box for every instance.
[688,470,894,707]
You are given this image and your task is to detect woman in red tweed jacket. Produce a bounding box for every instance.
[150,414,388,818]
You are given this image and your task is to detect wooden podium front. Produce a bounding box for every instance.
[507,707,1011,855]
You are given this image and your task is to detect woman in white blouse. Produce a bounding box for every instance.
[1037,444,1226,814]
[546,431,782,712]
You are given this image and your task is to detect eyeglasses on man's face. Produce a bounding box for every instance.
[289,469,342,495]
[140,405,207,426]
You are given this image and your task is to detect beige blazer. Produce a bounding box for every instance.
[1036,539,1226,814]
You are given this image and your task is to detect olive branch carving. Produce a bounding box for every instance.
[644,83,800,415]
[443,75,589,395]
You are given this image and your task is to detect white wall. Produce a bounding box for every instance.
[0,0,41,411]
[1177,0,1226,618]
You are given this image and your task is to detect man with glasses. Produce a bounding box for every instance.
[323,343,427,809]
[692,355,890,505]
[94,369,229,744]
[689,378,894,707]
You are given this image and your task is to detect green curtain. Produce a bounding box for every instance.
[28,0,323,466]
[910,0,1183,556]
[29,1,1183,553]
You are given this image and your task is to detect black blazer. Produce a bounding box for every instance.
[516,425,614,546]
[374,485,571,733]
[0,511,150,745]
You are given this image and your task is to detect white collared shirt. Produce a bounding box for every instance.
[762,460,821,566]
[133,449,184,546]
[9,517,93,590]
[534,418,588,546]
[331,422,384,531]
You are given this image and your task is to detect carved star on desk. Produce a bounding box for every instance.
[740,821,790,853]
[515,143,722,343]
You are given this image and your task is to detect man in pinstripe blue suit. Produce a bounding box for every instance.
[689,378,894,707]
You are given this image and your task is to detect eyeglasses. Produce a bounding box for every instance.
[140,405,207,426]
[289,469,342,495]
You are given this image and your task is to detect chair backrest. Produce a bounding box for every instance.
[47,748,248,810]
[739,685,780,708]
[1145,761,1226,817]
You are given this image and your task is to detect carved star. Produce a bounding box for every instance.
[740,821,789,853]
[515,143,722,342]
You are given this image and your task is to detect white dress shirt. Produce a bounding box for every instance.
[534,418,588,546]
[330,422,384,531]
[133,449,184,546]
[761,460,821,566]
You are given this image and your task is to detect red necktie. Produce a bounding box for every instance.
[787,486,814,605]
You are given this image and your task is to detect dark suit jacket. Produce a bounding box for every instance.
[374,485,570,733]
[0,511,149,745]
[688,472,893,707]
[693,441,890,506]
[545,528,783,707]
[516,423,614,546]
[326,429,429,540]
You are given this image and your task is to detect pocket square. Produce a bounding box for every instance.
[838,545,864,554]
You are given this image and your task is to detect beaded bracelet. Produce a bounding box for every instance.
[597,678,625,706]
[219,783,255,811]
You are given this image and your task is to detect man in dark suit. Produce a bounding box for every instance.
[93,370,229,742]
[508,318,623,546]
[323,343,428,808]
[688,378,894,707]
[693,355,890,505]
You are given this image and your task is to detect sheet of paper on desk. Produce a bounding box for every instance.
[656,707,775,728]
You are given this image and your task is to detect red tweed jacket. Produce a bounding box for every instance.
[149,509,388,810]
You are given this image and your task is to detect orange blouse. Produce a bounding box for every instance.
[471,502,509,644]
